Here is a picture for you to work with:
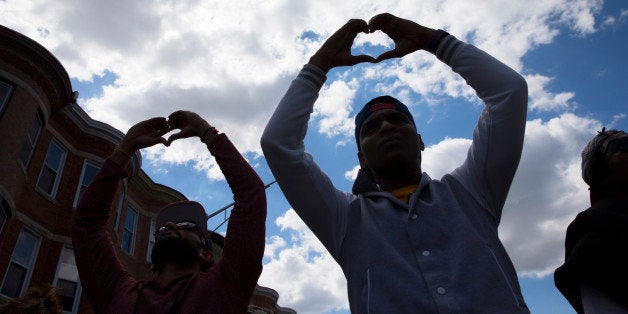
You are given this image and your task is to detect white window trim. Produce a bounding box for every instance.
[147,219,156,262]
[52,246,82,314]
[113,187,125,232]
[72,161,100,207]
[18,110,43,167]
[121,207,138,255]
[0,227,42,298]
[36,139,67,199]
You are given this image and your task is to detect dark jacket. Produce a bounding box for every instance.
[555,197,628,313]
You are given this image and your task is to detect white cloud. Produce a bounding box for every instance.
[314,78,359,137]
[609,113,626,129]
[421,137,472,179]
[344,165,360,181]
[501,113,601,277]
[526,74,576,111]
[557,0,603,35]
[1,0,604,159]
[602,16,616,27]
[259,209,348,314]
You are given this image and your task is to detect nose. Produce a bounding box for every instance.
[379,119,396,134]
[165,222,177,230]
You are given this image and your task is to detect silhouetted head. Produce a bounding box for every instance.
[354,96,424,184]
[151,201,214,273]
[581,128,628,204]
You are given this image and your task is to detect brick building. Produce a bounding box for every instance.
[0,25,294,313]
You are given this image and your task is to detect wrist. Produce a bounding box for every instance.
[116,142,135,156]
[200,126,219,144]
[308,55,331,73]
[426,29,449,53]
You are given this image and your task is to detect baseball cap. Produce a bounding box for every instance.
[155,201,211,251]
[354,95,416,150]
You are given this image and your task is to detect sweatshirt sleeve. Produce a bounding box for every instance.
[440,35,528,226]
[71,159,136,313]
[260,64,355,259]
[209,134,267,306]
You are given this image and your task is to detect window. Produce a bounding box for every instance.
[73,161,100,207]
[147,219,156,262]
[0,80,14,117]
[0,228,41,298]
[121,207,138,255]
[0,198,10,235]
[53,247,82,313]
[113,188,125,232]
[18,110,43,166]
[36,139,67,198]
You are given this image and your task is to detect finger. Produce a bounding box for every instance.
[168,110,187,119]
[156,137,168,146]
[156,127,170,137]
[347,55,377,65]
[166,131,186,145]
[368,13,394,32]
[143,117,167,127]
[374,49,403,63]
[332,19,367,45]
[345,19,369,34]
[167,114,186,129]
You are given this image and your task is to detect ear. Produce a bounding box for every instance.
[417,133,425,151]
[358,151,366,168]
[357,151,377,183]
[200,250,214,263]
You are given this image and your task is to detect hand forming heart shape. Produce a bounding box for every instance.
[309,13,434,72]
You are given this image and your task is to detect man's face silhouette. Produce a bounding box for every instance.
[357,109,422,178]
[151,222,207,271]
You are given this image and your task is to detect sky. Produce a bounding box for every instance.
[2,0,627,313]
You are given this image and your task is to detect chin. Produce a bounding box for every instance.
[151,237,201,270]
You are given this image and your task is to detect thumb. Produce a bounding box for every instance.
[374,49,402,63]
[156,137,169,147]
[348,54,377,65]
[166,132,185,146]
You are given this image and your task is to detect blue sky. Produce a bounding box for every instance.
[3,0,627,313]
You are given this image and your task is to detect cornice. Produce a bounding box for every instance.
[0,25,72,114]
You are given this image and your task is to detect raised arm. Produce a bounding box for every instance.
[375,13,527,223]
[260,20,377,258]
[72,117,170,312]
[167,110,266,305]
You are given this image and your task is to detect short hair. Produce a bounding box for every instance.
[581,128,626,187]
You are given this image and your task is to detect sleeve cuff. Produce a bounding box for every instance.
[435,35,467,65]
[298,64,327,90]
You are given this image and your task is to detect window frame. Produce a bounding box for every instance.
[52,246,82,314]
[0,228,42,298]
[18,109,43,167]
[36,138,68,199]
[0,198,10,235]
[121,206,138,255]
[0,79,14,117]
[113,187,125,232]
[73,161,100,207]
[147,219,156,262]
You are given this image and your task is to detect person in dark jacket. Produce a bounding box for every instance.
[555,128,628,313]
[72,110,266,313]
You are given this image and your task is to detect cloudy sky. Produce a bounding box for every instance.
[3,0,627,313]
